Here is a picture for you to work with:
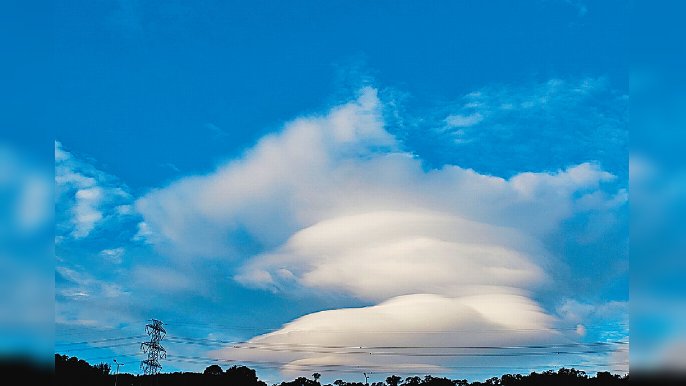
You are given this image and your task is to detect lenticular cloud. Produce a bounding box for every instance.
[212,293,562,375]
[235,210,547,301]
[135,88,624,374]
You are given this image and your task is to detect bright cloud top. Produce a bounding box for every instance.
[235,210,547,302]
[135,87,625,373]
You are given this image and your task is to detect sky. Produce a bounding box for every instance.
[2,0,631,382]
[630,1,686,374]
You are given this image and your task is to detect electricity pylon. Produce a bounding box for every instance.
[141,319,166,375]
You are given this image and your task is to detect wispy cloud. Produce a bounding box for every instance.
[564,0,589,17]
[408,77,627,177]
[205,122,228,138]
[99,247,126,265]
[55,141,132,239]
[56,265,127,301]
[445,112,484,128]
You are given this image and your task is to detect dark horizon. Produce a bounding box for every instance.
[54,353,629,386]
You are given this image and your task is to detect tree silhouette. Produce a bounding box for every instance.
[55,354,114,386]
[386,375,402,386]
[422,375,454,386]
[94,363,111,376]
[203,364,223,376]
[404,376,421,386]
[55,352,631,386]
[279,376,321,386]
[226,365,267,386]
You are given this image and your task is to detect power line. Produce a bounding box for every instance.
[60,328,628,356]
[56,333,627,357]
[161,337,627,357]
[56,335,147,346]
[164,335,628,350]
[56,333,627,353]
[162,353,628,373]
[57,342,142,352]
[56,353,141,363]
[54,329,628,376]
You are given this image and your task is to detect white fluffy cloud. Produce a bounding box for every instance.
[135,87,625,374]
[136,88,394,257]
[137,87,616,260]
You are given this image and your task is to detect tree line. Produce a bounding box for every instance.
[56,353,629,386]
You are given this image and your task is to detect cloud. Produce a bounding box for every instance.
[132,265,195,293]
[56,266,127,301]
[136,87,617,260]
[99,247,125,264]
[55,141,132,239]
[212,293,563,376]
[54,262,144,335]
[133,87,625,374]
[416,77,627,177]
[556,300,628,342]
[564,0,588,17]
[235,210,547,301]
[445,113,484,128]
[136,87,395,258]
[557,300,628,324]
[206,122,228,138]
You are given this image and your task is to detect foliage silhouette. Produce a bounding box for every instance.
[56,353,630,386]
[387,375,402,386]
[204,364,223,376]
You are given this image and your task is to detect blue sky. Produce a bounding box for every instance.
[18,0,629,381]
[44,0,627,188]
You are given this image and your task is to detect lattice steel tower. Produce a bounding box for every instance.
[141,319,166,375]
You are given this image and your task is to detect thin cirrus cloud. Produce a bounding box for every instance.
[134,86,627,374]
[445,112,484,128]
[99,247,126,265]
[426,77,627,178]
